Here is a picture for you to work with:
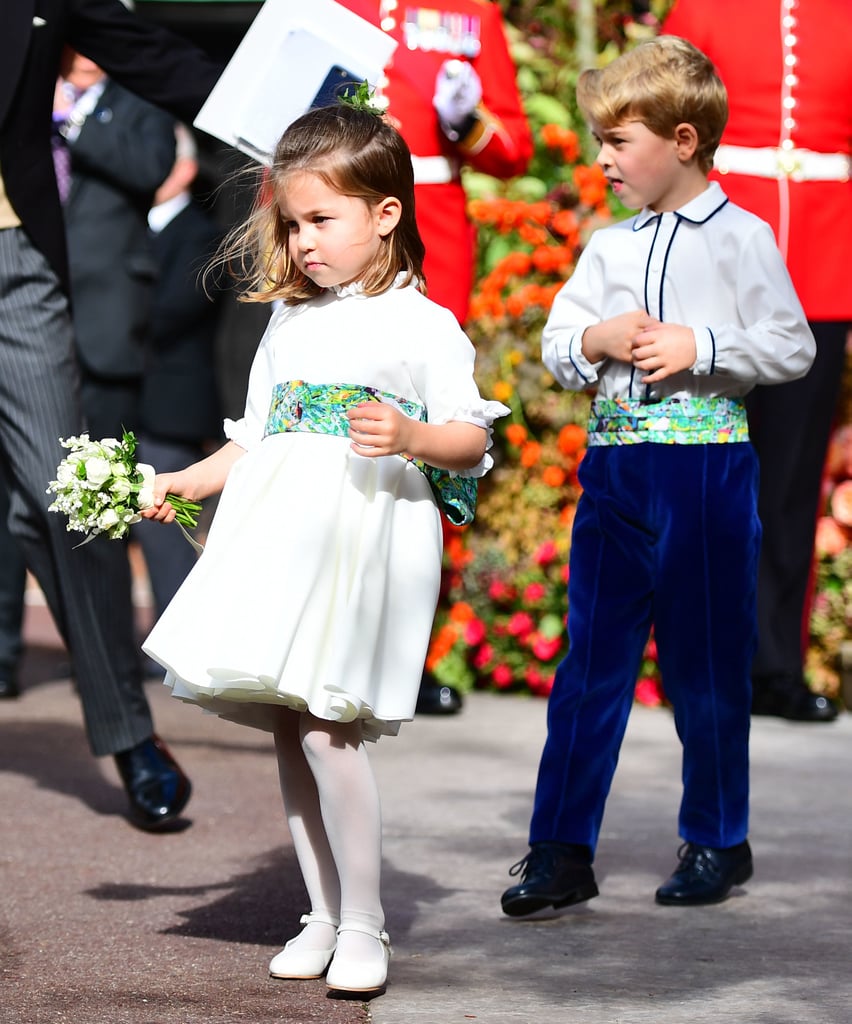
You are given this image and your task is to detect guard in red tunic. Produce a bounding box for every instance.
[339,1,533,323]
[664,0,852,721]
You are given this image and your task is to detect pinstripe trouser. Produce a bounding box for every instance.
[0,227,151,756]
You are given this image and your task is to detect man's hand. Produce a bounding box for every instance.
[632,323,697,383]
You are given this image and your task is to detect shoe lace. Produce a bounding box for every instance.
[674,842,719,881]
[508,846,552,881]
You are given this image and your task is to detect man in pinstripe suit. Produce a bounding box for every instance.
[0,0,221,829]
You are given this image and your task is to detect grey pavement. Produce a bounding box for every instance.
[3,606,851,1024]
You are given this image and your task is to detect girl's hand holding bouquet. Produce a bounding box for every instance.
[47,430,201,543]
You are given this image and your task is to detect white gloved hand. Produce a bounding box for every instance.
[433,59,483,129]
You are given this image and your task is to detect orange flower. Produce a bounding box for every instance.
[532,244,574,275]
[574,164,608,208]
[526,201,554,225]
[517,223,549,246]
[505,422,528,446]
[558,423,587,456]
[444,533,473,569]
[539,124,580,163]
[542,464,567,487]
[493,380,513,403]
[425,621,459,670]
[540,122,568,149]
[520,440,542,467]
[449,601,476,623]
[497,251,533,277]
[550,208,579,242]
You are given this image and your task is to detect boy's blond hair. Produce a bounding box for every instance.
[577,35,728,174]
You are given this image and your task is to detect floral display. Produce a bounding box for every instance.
[426,1,849,706]
[47,430,201,542]
[807,384,852,698]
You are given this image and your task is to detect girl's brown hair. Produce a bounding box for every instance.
[211,105,426,304]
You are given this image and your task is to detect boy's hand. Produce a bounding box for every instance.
[582,310,661,363]
[632,323,697,383]
[347,403,413,457]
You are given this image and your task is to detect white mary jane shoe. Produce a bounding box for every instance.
[269,911,339,980]
[325,921,392,994]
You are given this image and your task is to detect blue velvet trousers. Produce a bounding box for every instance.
[529,442,760,854]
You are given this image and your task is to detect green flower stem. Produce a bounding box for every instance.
[165,494,202,530]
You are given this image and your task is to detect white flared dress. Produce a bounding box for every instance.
[142,280,507,740]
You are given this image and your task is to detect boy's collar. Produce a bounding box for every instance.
[632,181,728,230]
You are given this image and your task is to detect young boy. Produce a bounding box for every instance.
[501,35,815,913]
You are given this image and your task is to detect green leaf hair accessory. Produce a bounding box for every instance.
[338,80,386,116]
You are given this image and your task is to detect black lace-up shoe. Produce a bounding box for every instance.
[751,673,838,721]
[655,840,753,906]
[501,841,598,917]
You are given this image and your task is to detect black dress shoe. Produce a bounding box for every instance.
[0,675,20,699]
[114,734,191,831]
[501,841,598,916]
[752,674,838,722]
[655,840,753,906]
[415,678,463,715]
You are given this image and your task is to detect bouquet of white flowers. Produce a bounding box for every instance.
[47,430,201,543]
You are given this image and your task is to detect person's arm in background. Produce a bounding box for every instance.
[65,0,222,123]
[433,2,533,179]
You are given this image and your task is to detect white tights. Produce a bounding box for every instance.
[274,710,385,963]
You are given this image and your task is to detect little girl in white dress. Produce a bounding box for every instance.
[141,102,506,995]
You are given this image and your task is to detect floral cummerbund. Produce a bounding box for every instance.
[263,380,477,525]
[587,395,749,446]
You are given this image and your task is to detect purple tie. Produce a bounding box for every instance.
[51,116,72,204]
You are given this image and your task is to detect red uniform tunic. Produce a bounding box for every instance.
[664,0,852,321]
[339,0,533,322]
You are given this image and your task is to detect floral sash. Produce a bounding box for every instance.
[263,380,477,525]
[587,395,749,446]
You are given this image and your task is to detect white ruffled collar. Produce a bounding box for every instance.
[328,271,413,298]
[329,280,366,298]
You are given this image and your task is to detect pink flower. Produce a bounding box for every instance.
[531,634,563,661]
[815,515,848,557]
[527,670,555,697]
[523,582,547,603]
[533,540,558,566]
[634,677,664,707]
[830,479,852,527]
[463,618,487,646]
[488,578,515,602]
[492,664,514,688]
[472,643,494,670]
[507,611,535,638]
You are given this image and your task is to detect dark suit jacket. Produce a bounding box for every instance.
[0,0,220,291]
[65,79,176,378]
[140,199,224,443]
